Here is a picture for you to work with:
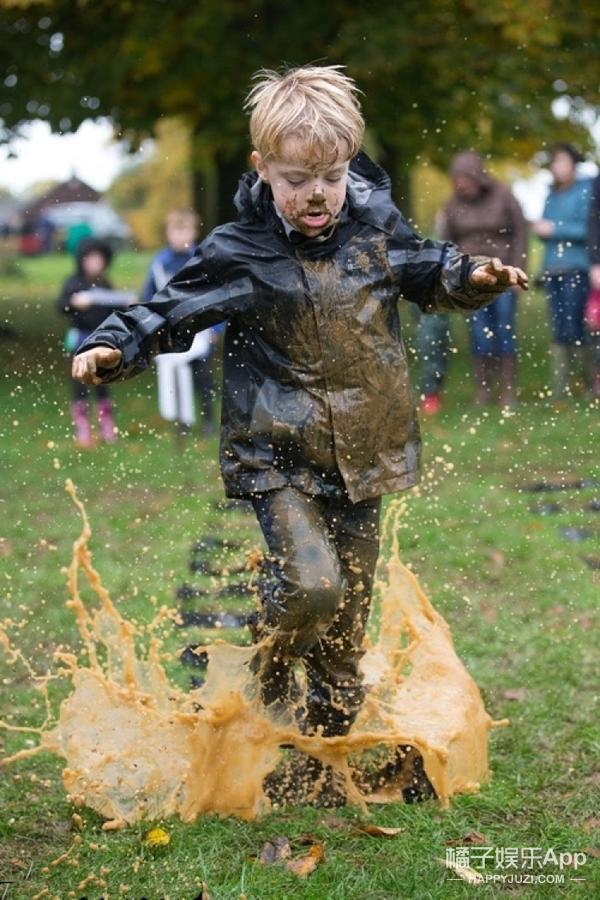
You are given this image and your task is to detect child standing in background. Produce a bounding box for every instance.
[57,238,135,448]
[142,210,218,437]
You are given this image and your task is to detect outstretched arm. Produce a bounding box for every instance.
[388,220,527,314]
[72,236,253,384]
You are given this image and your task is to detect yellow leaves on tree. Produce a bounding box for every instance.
[107,117,194,250]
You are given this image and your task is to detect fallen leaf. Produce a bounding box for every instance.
[285,842,325,877]
[502,688,527,702]
[479,600,497,622]
[318,815,347,830]
[583,847,600,859]
[582,818,600,833]
[8,858,27,870]
[446,831,488,846]
[440,858,484,884]
[0,538,12,557]
[354,824,404,838]
[259,836,291,864]
[143,826,170,848]
[488,549,506,569]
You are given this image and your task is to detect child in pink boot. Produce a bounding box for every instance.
[57,238,135,447]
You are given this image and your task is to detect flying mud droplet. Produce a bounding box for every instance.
[0,481,504,824]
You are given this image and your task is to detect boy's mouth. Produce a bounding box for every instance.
[299,211,331,230]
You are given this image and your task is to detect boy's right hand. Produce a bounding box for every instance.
[71,347,122,385]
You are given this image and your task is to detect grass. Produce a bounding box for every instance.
[0,251,599,899]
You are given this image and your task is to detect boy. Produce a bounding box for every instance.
[73,66,527,798]
[142,209,218,436]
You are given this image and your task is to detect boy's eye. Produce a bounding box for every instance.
[286,178,306,187]
[325,175,343,184]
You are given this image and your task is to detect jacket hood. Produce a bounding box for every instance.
[450,151,494,189]
[233,152,393,224]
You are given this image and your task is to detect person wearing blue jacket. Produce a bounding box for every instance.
[533,145,593,399]
[142,210,219,436]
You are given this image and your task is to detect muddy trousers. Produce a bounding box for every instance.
[250,486,381,737]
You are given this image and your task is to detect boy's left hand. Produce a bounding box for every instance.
[470,258,528,290]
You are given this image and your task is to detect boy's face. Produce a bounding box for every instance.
[252,137,350,237]
[81,251,107,279]
[166,221,197,252]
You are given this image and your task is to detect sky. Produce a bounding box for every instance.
[0,119,150,195]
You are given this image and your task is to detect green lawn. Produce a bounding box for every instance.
[0,252,598,899]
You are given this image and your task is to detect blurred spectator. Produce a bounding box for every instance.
[441,151,528,407]
[533,144,593,400]
[141,209,219,438]
[414,213,451,415]
[57,238,136,447]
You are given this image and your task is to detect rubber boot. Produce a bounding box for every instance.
[97,397,117,443]
[71,400,93,448]
[472,356,494,405]
[550,344,570,400]
[499,354,517,408]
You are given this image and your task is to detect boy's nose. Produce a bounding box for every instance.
[311,182,326,198]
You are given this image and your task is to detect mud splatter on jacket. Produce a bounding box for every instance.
[78,154,503,502]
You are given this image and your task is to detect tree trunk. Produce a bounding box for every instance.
[191,138,251,232]
[379,142,413,222]
[191,128,218,237]
[215,145,252,226]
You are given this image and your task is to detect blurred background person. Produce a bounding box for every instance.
[533,144,593,400]
[57,237,136,447]
[142,209,219,439]
[414,210,451,416]
[441,151,528,407]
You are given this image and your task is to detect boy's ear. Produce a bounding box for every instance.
[251,150,268,182]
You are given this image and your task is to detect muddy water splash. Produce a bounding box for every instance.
[0,484,504,826]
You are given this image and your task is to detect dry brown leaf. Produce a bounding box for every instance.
[479,600,497,622]
[318,815,348,830]
[446,831,488,846]
[258,836,292,865]
[440,858,484,884]
[488,549,506,569]
[354,823,404,838]
[583,846,600,859]
[285,842,325,877]
[582,818,600,833]
[295,832,322,846]
[502,688,527,702]
[0,538,12,557]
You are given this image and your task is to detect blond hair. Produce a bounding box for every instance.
[245,65,364,164]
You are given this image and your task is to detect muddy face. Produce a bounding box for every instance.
[251,136,350,237]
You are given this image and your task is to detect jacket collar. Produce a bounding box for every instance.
[234,151,399,236]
